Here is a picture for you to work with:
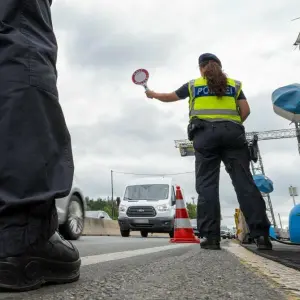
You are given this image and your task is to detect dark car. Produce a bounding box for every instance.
[229,230,236,239]
[190,219,199,237]
[221,229,231,239]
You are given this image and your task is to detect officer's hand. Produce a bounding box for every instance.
[145,90,155,99]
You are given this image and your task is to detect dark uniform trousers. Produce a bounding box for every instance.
[0,0,74,257]
[192,120,270,239]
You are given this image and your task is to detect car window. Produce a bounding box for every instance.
[124,184,169,200]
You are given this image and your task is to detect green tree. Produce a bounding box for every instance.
[86,197,119,220]
[186,203,197,219]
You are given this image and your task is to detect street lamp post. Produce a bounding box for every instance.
[111,170,114,219]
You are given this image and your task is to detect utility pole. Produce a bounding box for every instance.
[111,170,114,219]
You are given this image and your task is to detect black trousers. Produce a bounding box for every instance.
[0,0,74,257]
[193,120,270,239]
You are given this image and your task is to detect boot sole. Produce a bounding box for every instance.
[0,256,81,292]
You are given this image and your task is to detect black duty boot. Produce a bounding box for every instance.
[0,232,81,292]
[254,236,273,250]
[200,237,221,250]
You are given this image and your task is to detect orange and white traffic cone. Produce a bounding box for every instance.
[170,186,200,244]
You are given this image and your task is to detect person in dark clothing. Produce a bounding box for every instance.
[145,53,272,251]
[0,0,80,291]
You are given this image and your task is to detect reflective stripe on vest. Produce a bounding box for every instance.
[188,77,242,123]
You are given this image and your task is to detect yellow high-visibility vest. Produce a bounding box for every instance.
[188,77,242,123]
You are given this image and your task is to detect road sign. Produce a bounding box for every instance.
[289,186,298,196]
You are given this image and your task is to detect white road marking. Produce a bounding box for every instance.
[81,244,191,266]
[224,242,300,298]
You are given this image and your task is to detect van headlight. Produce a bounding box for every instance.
[119,205,127,213]
[157,204,169,212]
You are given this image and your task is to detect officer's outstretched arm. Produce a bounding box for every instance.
[145,91,180,102]
[237,99,250,122]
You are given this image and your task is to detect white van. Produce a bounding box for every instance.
[118,177,177,238]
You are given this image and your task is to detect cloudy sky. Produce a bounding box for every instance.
[51,0,300,228]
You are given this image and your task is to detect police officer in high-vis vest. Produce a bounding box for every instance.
[145,53,272,251]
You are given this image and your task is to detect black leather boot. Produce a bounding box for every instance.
[200,237,221,250]
[254,236,273,250]
[0,232,81,291]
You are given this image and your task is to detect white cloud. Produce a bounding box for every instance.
[52,0,300,228]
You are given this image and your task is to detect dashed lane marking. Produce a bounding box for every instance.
[81,244,191,266]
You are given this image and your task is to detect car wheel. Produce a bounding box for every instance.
[169,229,174,238]
[121,229,130,237]
[141,231,148,238]
[60,195,84,240]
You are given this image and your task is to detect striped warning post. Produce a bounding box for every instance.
[170,186,200,244]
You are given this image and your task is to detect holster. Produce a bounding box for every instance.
[248,135,258,163]
[187,119,205,141]
[187,123,195,141]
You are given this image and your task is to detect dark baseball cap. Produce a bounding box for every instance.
[198,53,222,68]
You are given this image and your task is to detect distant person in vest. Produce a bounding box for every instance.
[145,53,272,251]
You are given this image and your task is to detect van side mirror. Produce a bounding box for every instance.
[171,198,176,206]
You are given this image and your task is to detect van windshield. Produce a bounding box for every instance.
[124,184,169,201]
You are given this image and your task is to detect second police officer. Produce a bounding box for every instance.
[145,53,272,251]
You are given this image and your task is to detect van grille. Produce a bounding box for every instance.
[127,206,156,217]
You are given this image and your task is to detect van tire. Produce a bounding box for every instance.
[169,229,174,238]
[121,229,130,237]
[140,231,148,238]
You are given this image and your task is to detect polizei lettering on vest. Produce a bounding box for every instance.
[194,85,236,97]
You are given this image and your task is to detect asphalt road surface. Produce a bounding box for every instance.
[0,237,289,300]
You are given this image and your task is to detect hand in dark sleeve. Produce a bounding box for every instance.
[175,83,190,100]
[237,90,246,100]
[237,89,250,122]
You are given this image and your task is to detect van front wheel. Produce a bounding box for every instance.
[169,230,174,238]
[141,231,148,238]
